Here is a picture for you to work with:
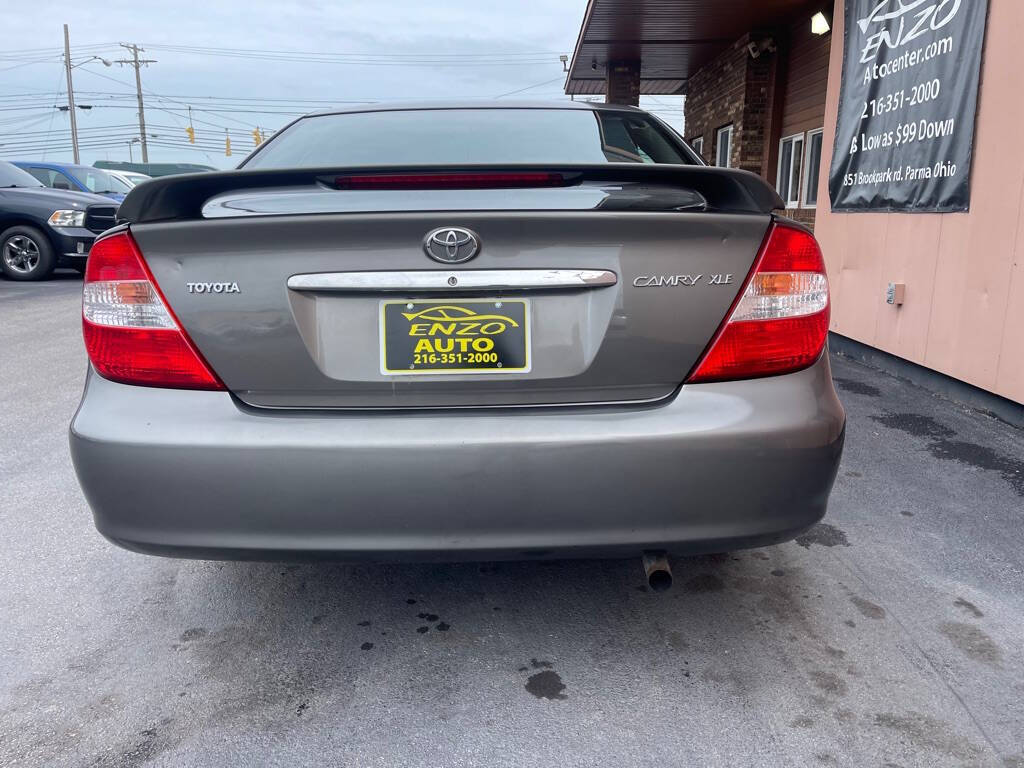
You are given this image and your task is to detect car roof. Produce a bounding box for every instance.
[303,99,647,118]
[12,160,100,172]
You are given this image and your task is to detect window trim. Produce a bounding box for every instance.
[776,132,805,209]
[801,128,825,210]
[715,125,733,168]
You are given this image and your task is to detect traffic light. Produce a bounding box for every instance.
[225,132,232,157]
[185,125,195,144]
[252,128,262,146]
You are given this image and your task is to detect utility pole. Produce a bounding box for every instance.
[116,44,156,163]
[62,24,79,164]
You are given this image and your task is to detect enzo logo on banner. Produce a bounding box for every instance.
[827,0,989,212]
[856,0,962,63]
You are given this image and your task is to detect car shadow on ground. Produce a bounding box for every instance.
[166,545,841,702]
[0,268,82,282]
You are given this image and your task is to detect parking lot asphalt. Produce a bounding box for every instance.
[1,272,1022,768]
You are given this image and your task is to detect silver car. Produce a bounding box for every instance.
[70,102,845,581]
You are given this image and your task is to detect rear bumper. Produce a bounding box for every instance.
[69,353,845,561]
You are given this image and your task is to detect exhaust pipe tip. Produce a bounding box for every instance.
[641,551,672,592]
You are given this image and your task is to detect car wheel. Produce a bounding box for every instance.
[0,226,56,281]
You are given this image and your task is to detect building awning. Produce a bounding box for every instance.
[565,0,821,96]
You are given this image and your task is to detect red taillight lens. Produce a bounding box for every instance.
[687,221,830,384]
[82,231,224,390]
[332,172,569,190]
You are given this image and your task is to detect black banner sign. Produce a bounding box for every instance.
[828,0,989,212]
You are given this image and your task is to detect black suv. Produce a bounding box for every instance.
[0,160,118,280]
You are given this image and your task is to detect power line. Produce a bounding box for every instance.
[2,120,271,156]
[0,111,56,128]
[39,65,64,160]
[0,58,62,74]
[0,42,120,60]
[142,43,563,64]
[72,65,263,130]
[0,42,561,61]
[494,76,565,98]
[75,91,374,105]
[147,43,563,56]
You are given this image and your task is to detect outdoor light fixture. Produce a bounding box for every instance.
[811,10,832,35]
[71,55,112,69]
[591,57,598,71]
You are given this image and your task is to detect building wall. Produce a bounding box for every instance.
[683,19,831,230]
[780,18,831,137]
[814,0,1024,404]
[778,15,832,228]
[683,34,772,174]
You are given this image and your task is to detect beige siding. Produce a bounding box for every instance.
[815,0,1024,404]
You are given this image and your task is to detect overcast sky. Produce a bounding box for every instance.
[0,1,685,170]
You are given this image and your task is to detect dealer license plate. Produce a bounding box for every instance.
[380,298,531,375]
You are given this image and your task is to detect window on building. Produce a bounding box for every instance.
[715,125,733,168]
[777,133,804,208]
[690,136,703,161]
[802,129,824,208]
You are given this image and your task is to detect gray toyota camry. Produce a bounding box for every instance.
[69,102,845,581]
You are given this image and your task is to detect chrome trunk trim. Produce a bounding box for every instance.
[286,269,618,292]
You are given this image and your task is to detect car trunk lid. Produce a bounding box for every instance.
[132,210,769,408]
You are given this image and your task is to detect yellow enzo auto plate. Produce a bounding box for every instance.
[380,298,530,375]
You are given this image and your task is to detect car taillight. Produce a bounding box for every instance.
[687,221,830,384]
[82,231,224,390]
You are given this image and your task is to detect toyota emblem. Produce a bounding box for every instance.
[423,227,479,264]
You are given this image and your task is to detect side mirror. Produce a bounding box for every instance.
[54,181,70,190]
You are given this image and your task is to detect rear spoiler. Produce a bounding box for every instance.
[117,165,785,224]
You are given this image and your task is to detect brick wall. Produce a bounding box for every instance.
[739,43,775,176]
[606,60,640,107]
[684,35,773,174]
[684,37,748,167]
[780,208,816,228]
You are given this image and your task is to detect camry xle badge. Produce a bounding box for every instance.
[633,274,703,287]
[632,274,733,287]
[424,227,479,264]
[186,281,240,294]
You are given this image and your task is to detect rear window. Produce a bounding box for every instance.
[244,108,694,169]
